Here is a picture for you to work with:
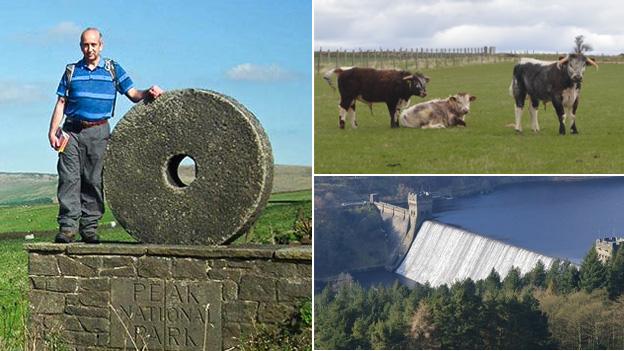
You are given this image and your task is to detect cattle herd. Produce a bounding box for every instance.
[323,53,598,135]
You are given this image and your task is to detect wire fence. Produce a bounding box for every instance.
[315,47,621,74]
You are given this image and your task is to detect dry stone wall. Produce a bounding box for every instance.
[26,243,311,351]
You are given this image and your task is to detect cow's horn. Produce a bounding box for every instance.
[557,55,569,69]
[586,57,599,69]
[402,75,413,80]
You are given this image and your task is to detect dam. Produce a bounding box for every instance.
[395,221,556,286]
[373,193,420,269]
[374,194,557,287]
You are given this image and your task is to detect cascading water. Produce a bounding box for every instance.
[395,220,556,287]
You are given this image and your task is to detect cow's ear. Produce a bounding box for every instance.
[424,76,431,82]
[558,56,565,61]
[449,96,457,102]
[469,95,477,101]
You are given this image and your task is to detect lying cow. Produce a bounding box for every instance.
[510,54,598,135]
[323,67,429,128]
[399,93,477,129]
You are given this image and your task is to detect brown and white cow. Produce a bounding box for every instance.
[324,67,429,128]
[399,93,477,129]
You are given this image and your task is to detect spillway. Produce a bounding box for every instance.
[395,220,556,287]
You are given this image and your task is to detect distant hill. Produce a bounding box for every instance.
[0,164,310,205]
[0,173,57,206]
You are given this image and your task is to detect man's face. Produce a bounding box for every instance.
[80,30,102,63]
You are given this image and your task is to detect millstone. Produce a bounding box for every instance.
[104,89,273,245]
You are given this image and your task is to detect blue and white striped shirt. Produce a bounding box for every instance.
[56,58,134,121]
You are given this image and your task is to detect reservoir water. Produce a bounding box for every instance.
[430,177,624,263]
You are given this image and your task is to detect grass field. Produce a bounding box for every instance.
[0,190,311,348]
[315,62,624,173]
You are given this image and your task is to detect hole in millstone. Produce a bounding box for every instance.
[166,154,197,188]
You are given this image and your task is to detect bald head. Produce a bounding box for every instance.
[80,27,103,65]
[80,28,102,45]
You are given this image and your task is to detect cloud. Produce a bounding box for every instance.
[0,82,46,105]
[315,0,624,54]
[45,21,81,41]
[11,21,81,44]
[226,63,296,82]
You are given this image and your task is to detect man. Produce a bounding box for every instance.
[48,27,163,243]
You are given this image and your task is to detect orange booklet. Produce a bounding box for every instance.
[55,128,70,153]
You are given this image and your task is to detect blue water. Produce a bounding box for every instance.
[431,177,624,263]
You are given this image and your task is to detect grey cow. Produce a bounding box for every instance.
[399,93,477,129]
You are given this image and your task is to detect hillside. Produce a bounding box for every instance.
[0,173,57,206]
[0,164,311,205]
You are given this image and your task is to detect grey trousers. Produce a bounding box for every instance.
[57,120,110,237]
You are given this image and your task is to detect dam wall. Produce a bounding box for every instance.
[395,221,556,287]
[374,193,419,270]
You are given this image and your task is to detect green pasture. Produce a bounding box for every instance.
[0,191,311,348]
[315,62,624,173]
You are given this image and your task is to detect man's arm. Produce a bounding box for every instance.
[48,96,66,149]
[125,85,164,103]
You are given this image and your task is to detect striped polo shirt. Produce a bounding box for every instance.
[56,58,134,121]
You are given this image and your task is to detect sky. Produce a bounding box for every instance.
[0,0,311,173]
[315,0,624,54]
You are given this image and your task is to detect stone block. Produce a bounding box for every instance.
[58,256,96,277]
[101,256,135,269]
[67,244,146,256]
[64,305,110,318]
[253,261,300,278]
[100,266,136,277]
[24,243,66,253]
[62,331,97,346]
[208,266,242,282]
[258,302,296,323]
[78,316,110,333]
[30,276,47,290]
[46,277,78,293]
[76,256,103,269]
[277,280,311,302]
[30,290,64,314]
[45,277,77,292]
[172,258,207,279]
[78,278,110,291]
[79,291,110,307]
[137,256,171,278]
[274,246,312,260]
[239,274,277,301]
[224,301,258,323]
[30,253,59,276]
[96,332,110,346]
[223,280,238,301]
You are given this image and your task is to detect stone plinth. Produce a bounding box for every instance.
[26,243,311,351]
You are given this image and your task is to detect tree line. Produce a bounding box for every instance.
[315,243,624,349]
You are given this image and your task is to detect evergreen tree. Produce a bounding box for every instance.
[608,246,624,299]
[448,279,484,349]
[528,260,547,288]
[545,259,562,293]
[503,267,522,293]
[579,246,608,293]
[483,268,502,299]
[559,261,580,294]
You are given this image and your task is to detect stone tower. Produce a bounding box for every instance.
[408,192,418,221]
